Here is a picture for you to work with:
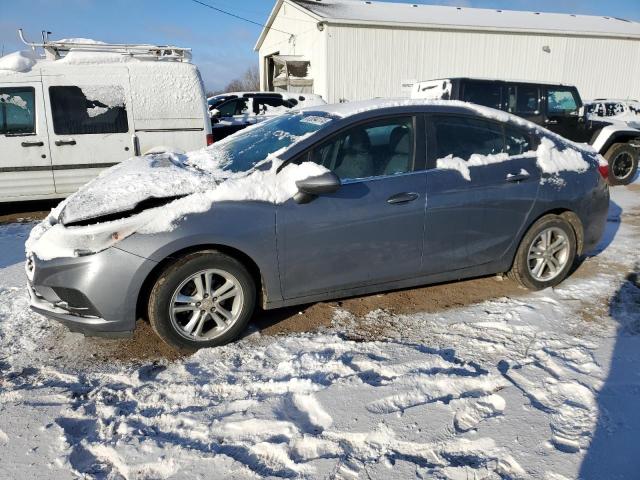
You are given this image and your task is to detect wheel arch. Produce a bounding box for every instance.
[135,244,266,321]
[509,208,584,271]
[596,130,640,155]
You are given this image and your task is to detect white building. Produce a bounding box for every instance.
[255,0,640,103]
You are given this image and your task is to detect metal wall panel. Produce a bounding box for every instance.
[324,25,640,104]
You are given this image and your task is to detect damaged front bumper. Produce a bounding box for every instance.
[26,245,158,337]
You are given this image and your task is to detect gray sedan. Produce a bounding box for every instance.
[27,100,609,351]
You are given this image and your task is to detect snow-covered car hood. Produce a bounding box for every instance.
[26,151,328,261]
[56,154,223,226]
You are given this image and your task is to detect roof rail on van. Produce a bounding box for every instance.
[18,29,192,62]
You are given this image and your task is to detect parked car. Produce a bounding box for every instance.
[586,99,640,129]
[26,99,609,351]
[412,78,640,185]
[0,34,212,202]
[208,91,325,141]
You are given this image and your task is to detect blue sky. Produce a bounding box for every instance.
[1,0,638,91]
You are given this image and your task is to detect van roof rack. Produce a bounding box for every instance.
[18,29,192,62]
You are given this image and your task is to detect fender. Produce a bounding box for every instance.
[591,125,640,154]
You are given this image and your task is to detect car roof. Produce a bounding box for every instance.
[423,77,577,89]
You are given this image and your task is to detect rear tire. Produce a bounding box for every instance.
[148,250,256,352]
[604,143,638,186]
[509,215,577,290]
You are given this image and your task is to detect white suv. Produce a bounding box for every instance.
[0,33,212,202]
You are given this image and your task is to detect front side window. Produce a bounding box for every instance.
[0,87,36,135]
[433,116,504,161]
[49,86,128,135]
[462,82,502,110]
[547,89,578,115]
[310,117,415,180]
[507,85,540,114]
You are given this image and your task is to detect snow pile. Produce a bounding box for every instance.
[437,152,513,180]
[536,137,590,174]
[436,136,588,181]
[0,50,39,73]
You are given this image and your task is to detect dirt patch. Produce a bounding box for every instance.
[253,274,524,337]
[82,321,185,363]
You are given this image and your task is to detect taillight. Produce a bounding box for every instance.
[598,164,609,181]
[206,133,214,146]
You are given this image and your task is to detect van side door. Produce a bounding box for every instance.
[43,68,134,194]
[0,81,55,199]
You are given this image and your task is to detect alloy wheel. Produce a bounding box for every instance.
[169,269,244,341]
[527,227,570,282]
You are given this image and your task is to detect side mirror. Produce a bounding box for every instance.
[294,171,341,204]
[210,108,221,119]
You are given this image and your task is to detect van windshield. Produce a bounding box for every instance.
[187,112,336,173]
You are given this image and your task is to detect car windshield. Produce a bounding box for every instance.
[187,111,336,173]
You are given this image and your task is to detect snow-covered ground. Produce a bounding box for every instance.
[1,181,639,479]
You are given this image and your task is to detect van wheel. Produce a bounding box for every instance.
[509,215,577,290]
[148,250,256,352]
[605,143,638,185]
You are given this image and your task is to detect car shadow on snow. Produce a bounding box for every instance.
[584,199,622,259]
[579,265,640,478]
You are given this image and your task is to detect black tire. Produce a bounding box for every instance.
[604,142,638,186]
[509,215,577,291]
[148,250,256,352]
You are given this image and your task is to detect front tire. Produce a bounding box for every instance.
[148,250,256,352]
[509,215,577,290]
[604,143,638,186]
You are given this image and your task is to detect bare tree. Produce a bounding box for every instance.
[206,66,261,97]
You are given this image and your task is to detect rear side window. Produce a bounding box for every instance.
[462,82,502,110]
[507,85,540,114]
[49,86,128,135]
[547,89,578,114]
[433,116,504,161]
[0,87,36,135]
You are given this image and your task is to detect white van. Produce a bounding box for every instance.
[0,35,212,202]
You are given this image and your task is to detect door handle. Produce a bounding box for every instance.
[545,119,559,125]
[55,139,77,146]
[21,141,44,147]
[506,173,531,183]
[387,192,420,204]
